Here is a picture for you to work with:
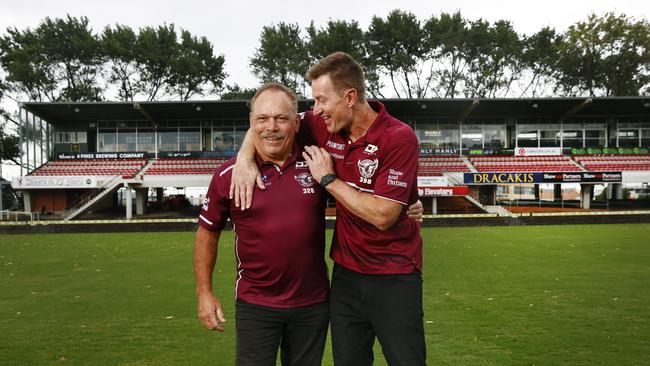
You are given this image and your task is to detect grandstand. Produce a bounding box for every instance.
[9,97,650,219]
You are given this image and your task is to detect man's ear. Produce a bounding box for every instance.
[294,113,301,133]
[249,113,254,128]
[345,88,358,108]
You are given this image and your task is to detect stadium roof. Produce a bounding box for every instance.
[20,97,650,126]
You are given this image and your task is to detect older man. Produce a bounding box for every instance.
[194,83,329,366]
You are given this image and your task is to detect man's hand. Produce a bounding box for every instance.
[302,145,335,183]
[407,199,424,223]
[197,292,226,332]
[229,158,264,210]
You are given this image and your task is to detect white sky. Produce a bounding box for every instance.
[1,0,650,180]
[1,0,649,90]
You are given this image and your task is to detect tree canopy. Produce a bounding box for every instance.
[250,10,650,98]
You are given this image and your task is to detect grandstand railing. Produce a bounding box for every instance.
[0,210,40,222]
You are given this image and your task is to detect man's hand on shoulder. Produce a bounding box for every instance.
[229,158,265,210]
[197,291,226,332]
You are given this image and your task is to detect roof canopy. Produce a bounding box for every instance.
[21,97,650,126]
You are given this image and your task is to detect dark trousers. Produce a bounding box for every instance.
[235,300,329,366]
[330,264,426,366]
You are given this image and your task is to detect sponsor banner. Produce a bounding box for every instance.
[539,172,622,183]
[12,176,98,189]
[418,186,469,197]
[57,152,149,159]
[465,172,536,184]
[418,176,448,187]
[419,147,460,156]
[514,147,562,156]
[464,172,623,184]
[159,151,236,158]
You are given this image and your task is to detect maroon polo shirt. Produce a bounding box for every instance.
[300,101,423,275]
[198,144,329,308]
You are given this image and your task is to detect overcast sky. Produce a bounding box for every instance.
[2,0,649,90]
[1,0,649,180]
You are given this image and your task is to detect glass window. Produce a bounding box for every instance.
[99,132,118,152]
[137,130,155,152]
[212,121,236,155]
[462,128,483,150]
[179,130,201,151]
[642,129,650,147]
[158,129,178,151]
[484,124,506,149]
[517,129,538,147]
[118,129,136,151]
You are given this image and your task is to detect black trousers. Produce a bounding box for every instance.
[235,300,329,366]
[330,264,426,366]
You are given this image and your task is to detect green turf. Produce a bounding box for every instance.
[1,224,649,365]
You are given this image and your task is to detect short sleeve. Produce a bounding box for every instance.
[198,169,231,231]
[372,135,419,205]
[298,111,329,147]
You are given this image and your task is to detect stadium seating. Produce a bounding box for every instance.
[418,156,471,176]
[31,159,147,178]
[144,158,227,175]
[469,155,582,172]
[573,154,650,171]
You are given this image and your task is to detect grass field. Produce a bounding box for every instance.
[1,224,649,365]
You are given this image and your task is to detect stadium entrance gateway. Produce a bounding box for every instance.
[10,97,650,219]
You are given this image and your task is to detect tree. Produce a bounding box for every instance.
[366,10,428,98]
[463,19,524,98]
[424,12,472,98]
[555,13,650,96]
[305,20,384,97]
[136,24,178,101]
[0,15,103,102]
[518,27,562,97]
[250,23,308,93]
[220,84,257,100]
[167,30,226,101]
[102,24,139,101]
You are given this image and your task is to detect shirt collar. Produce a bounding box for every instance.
[254,142,301,171]
[344,101,389,145]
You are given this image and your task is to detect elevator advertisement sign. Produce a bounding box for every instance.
[464,172,622,184]
[417,186,469,197]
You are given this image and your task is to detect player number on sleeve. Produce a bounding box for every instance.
[359,177,372,184]
[302,188,315,194]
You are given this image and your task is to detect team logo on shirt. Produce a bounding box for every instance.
[358,158,379,179]
[364,144,379,154]
[294,172,315,188]
[202,197,210,211]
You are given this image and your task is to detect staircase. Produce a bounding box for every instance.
[462,194,484,210]
[484,205,515,217]
[64,177,122,221]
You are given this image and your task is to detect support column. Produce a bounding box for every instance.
[156,187,164,203]
[580,184,593,209]
[613,183,624,200]
[125,186,133,219]
[135,188,148,216]
[432,197,437,215]
[554,184,563,201]
[22,191,32,213]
